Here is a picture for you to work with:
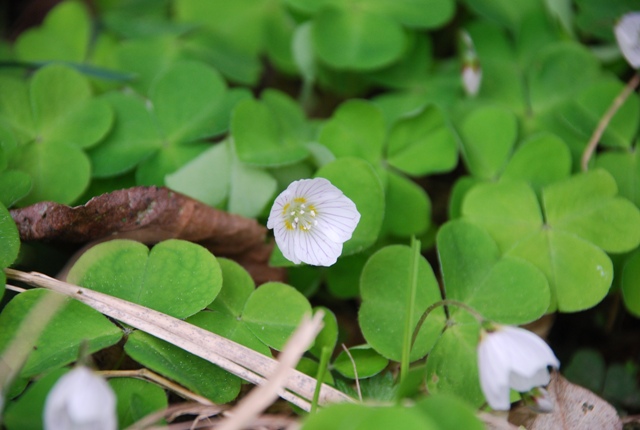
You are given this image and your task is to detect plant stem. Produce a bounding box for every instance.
[581,72,640,171]
[400,237,421,384]
[311,346,332,413]
[411,299,485,350]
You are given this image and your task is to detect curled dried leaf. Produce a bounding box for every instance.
[10,186,284,284]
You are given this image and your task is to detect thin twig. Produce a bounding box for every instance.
[99,368,215,405]
[581,72,640,171]
[341,344,362,402]
[216,312,325,430]
[4,284,27,293]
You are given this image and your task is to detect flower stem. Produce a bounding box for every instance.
[400,237,421,383]
[581,72,640,171]
[311,346,331,413]
[410,299,485,350]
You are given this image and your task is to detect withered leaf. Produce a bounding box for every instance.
[10,186,284,284]
[510,372,622,430]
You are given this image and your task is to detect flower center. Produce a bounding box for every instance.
[282,197,317,232]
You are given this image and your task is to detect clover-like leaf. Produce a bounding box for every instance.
[359,245,445,362]
[315,157,385,255]
[232,91,310,167]
[0,289,122,378]
[318,100,386,164]
[385,104,458,176]
[332,345,389,379]
[622,249,640,317]
[67,239,222,319]
[125,330,241,404]
[382,171,431,238]
[312,6,405,70]
[438,220,550,324]
[425,318,484,407]
[462,170,638,312]
[309,306,338,359]
[14,0,90,62]
[242,282,312,351]
[459,106,517,180]
[596,149,640,208]
[109,378,168,429]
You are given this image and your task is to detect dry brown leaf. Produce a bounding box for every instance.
[10,186,284,284]
[510,372,622,430]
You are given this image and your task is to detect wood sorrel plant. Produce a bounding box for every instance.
[1,0,640,428]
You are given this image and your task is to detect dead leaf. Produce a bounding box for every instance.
[510,372,622,430]
[10,186,284,284]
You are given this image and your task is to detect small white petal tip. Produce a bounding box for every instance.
[615,12,640,69]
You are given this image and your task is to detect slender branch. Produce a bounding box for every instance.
[411,299,485,350]
[581,72,640,171]
[99,368,215,405]
[341,344,362,402]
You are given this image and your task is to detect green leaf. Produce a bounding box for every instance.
[414,393,485,430]
[563,349,606,394]
[89,92,161,178]
[332,345,389,379]
[109,378,167,429]
[150,61,227,144]
[500,133,571,194]
[125,331,241,404]
[368,0,455,29]
[382,171,431,237]
[543,169,640,253]
[67,239,222,319]
[437,220,550,324]
[596,149,640,207]
[312,6,405,70]
[315,157,384,255]
[462,181,543,253]
[228,160,277,218]
[558,79,640,149]
[3,368,68,430]
[208,258,255,317]
[0,76,34,144]
[527,42,601,114]
[426,318,484,407]
[232,97,309,167]
[508,229,613,312]
[0,289,121,378]
[30,64,113,149]
[187,311,272,357]
[461,0,541,31]
[135,141,210,186]
[459,106,517,179]
[0,201,20,268]
[165,142,231,207]
[318,100,385,164]
[326,252,370,299]
[241,282,312,351]
[12,140,90,206]
[301,402,440,430]
[385,105,458,176]
[359,245,445,362]
[15,0,90,62]
[622,249,640,317]
[309,306,338,359]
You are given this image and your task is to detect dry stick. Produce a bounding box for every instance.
[216,311,325,430]
[581,72,640,172]
[341,344,362,402]
[100,369,215,406]
[4,269,352,411]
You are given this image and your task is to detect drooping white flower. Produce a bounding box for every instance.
[44,366,117,430]
[267,178,360,266]
[460,30,482,97]
[477,325,560,411]
[615,12,640,69]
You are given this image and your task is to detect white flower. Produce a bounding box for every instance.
[267,178,360,266]
[462,64,482,97]
[44,366,117,430]
[615,12,640,69]
[477,325,560,411]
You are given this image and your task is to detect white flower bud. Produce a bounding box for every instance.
[44,366,116,430]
